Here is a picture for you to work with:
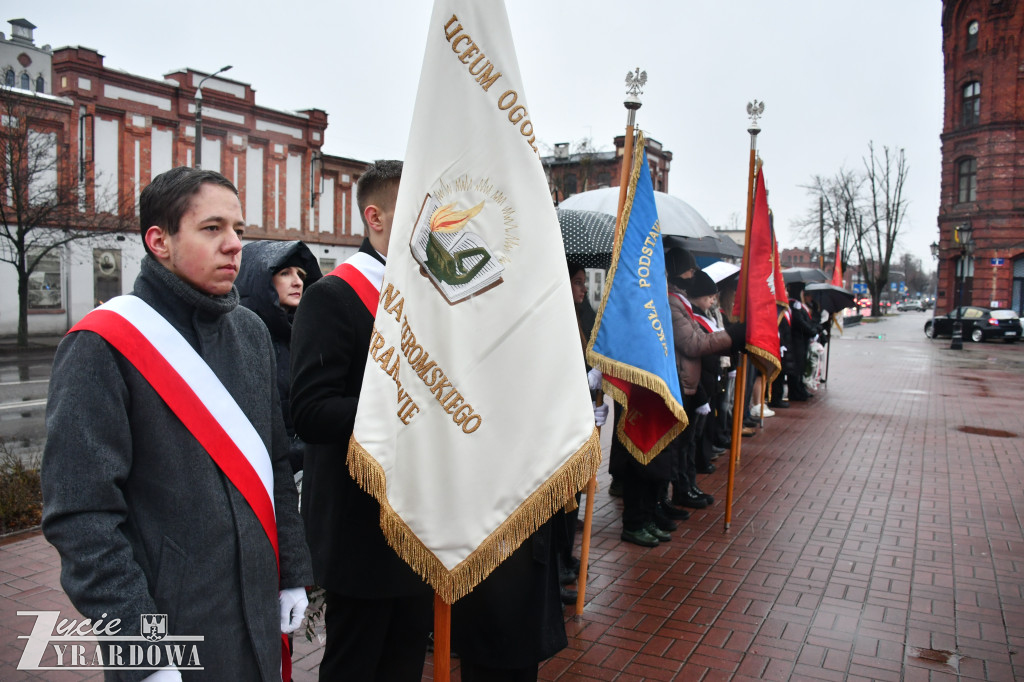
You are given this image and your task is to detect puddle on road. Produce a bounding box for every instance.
[906,646,962,673]
[958,425,1017,438]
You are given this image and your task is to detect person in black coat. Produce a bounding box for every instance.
[786,282,820,401]
[290,161,432,681]
[237,240,322,474]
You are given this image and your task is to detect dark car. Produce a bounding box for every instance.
[924,306,1022,343]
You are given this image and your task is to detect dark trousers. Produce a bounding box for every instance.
[622,470,660,531]
[672,401,699,498]
[321,590,433,681]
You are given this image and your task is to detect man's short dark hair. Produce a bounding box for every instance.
[139,167,238,255]
[356,160,403,230]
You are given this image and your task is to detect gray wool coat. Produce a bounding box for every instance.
[41,256,313,682]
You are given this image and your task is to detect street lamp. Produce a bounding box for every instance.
[929,242,939,259]
[194,65,232,169]
[950,221,974,350]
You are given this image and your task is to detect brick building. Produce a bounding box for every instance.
[542,134,672,203]
[0,20,370,337]
[937,0,1024,314]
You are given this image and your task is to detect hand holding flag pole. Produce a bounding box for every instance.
[574,69,646,618]
[725,101,764,531]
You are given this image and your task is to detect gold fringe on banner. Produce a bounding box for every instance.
[601,377,687,464]
[347,429,602,605]
[746,343,781,402]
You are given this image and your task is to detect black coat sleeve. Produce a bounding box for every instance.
[290,277,363,444]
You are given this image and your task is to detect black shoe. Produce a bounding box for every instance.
[676,489,709,509]
[696,462,716,474]
[743,417,759,428]
[559,565,577,585]
[768,401,789,409]
[709,446,726,459]
[658,499,690,520]
[691,486,715,506]
[608,479,623,497]
[560,585,578,604]
[715,438,731,449]
[566,555,581,573]
[644,522,672,542]
[653,512,678,532]
[621,527,660,547]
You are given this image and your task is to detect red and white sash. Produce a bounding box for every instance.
[328,251,385,317]
[70,294,296,680]
[70,295,279,563]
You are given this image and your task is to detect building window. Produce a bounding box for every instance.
[35,75,44,93]
[596,171,611,187]
[957,157,977,203]
[20,73,29,90]
[5,69,14,87]
[961,81,980,127]
[27,248,63,310]
[966,20,979,51]
[564,173,578,197]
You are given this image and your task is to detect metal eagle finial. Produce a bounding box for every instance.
[625,68,647,98]
[746,100,765,127]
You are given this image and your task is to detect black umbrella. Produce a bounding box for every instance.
[663,234,743,259]
[804,282,856,313]
[782,267,829,284]
[558,208,616,269]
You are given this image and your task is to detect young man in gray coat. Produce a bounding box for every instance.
[42,167,313,681]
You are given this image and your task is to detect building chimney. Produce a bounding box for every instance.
[8,18,36,45]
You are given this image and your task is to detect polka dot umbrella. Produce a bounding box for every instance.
[557,208,617,270]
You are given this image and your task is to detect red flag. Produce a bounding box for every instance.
[734,168,781,387]
[770,211,788,310]
[831,236,843,287]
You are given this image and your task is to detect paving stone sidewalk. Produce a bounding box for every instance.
[3,312,1023,680]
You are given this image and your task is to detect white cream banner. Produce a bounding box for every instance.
[349,0,601,604]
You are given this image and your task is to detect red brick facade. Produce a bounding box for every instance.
[542,135,672,204]
[50,46,368,247]
[938,0,1024,313]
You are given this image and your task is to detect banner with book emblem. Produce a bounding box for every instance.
[349,0,601,604]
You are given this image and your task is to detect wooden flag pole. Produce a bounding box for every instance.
[724,101,763,531]
[433,593,451,681]
[576,69,644,617]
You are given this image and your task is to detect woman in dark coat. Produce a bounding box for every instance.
[237,240,322,473]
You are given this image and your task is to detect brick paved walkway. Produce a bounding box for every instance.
[3,312,1023,680]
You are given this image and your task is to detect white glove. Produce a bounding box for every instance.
[587,368,602,391]
[142,670,182,682]
[593,402,609,426]
[279,587,308,634]
[696,403,711,416]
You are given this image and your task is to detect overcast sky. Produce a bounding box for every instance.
[23,0,944,268]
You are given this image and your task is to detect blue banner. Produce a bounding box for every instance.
[587,139,686,461]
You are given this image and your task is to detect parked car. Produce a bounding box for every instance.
[897,299,924,311]
[924,306,1022,343]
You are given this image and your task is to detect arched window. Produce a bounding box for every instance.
[957,157,977,203]
[35,75,44,93]
[966,20,979,51]
[20,73,30,90]
[962,81,980,127]
[4,69,14,87]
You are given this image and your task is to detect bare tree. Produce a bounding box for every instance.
[855,142,909,316]
[795,168,863,274]
[0,85,133,346]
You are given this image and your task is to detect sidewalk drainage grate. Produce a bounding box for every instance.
[958,425,1017,438]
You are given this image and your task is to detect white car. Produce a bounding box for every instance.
[897,299,923,311]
